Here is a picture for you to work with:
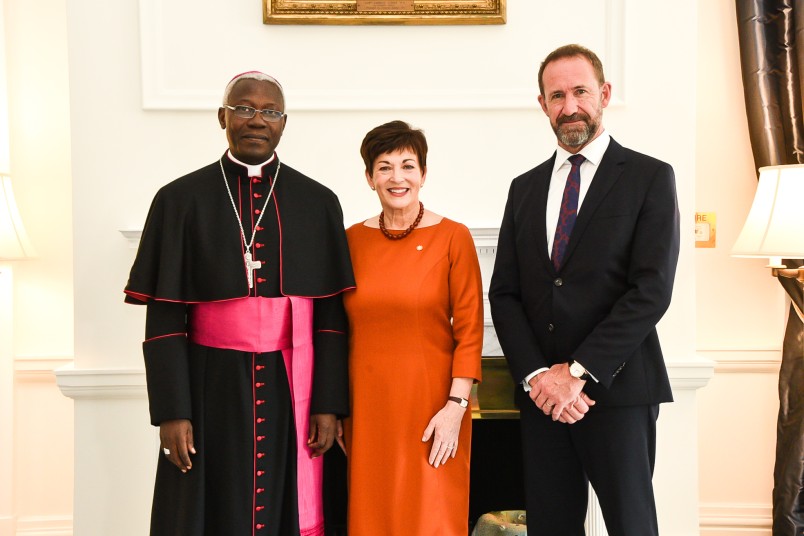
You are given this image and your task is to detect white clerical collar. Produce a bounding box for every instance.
[226,150,277,177]
[552,130,611,174]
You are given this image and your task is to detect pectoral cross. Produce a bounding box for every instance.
[244,251,262,289]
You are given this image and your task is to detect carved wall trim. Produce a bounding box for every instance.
[15,515,73,536]
[697,349,781,374]
[699,502,772,532]
[14,356,74,382]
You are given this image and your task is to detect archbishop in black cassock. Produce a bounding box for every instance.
[124,72,354,536]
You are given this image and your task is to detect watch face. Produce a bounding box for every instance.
[570,362,584,378]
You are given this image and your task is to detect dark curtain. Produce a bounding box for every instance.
[736,0,804,167]
[773,259,804,536]
[737,3,804,535]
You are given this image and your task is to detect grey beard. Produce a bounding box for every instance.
[557,123,592,148]
[554,107,602,148]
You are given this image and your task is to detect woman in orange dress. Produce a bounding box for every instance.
[342,120,483,535]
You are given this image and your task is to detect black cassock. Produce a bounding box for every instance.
[125,153,355,536]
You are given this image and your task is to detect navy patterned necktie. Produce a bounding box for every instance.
[551,154,586,270]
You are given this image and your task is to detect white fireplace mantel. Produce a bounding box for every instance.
[55,359,712,402]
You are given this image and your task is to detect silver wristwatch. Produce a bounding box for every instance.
[569,361,591,381]
[448,396,469,408]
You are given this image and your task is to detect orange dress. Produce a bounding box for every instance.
[343,218,483,536]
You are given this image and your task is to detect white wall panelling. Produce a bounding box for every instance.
[138,0,626,111]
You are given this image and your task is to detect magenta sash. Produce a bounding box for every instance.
[188,296,324,536]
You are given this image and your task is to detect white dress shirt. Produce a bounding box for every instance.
[545,131,611,254]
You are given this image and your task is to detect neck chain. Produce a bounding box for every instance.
[219,158,281,288]
[379,201,424,240]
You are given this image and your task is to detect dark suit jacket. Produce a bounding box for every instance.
[489,138,679,407]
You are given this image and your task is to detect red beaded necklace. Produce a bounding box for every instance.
[379,202,424,240]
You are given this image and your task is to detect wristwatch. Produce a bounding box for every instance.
[448,396,469,408]
[569,361,591,381]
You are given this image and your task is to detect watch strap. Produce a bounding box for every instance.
[448,396,469,408]
[579,371,591,381]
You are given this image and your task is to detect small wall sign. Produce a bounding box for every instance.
[695,212,716,248]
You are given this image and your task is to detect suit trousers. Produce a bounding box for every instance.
[518,391,660,536]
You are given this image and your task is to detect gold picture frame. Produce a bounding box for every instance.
[263,0,506,25]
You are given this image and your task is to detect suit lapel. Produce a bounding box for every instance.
[561,139,626,267]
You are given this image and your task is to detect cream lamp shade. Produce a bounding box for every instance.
[0,173,35,260]
[731,164,804,266]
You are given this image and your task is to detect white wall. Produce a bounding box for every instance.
[695,1,782,533]
[4,0,74,534]
[2,0,781,534]
[76,0,702,371]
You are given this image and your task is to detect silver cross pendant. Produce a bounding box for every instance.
[244,251,262,289]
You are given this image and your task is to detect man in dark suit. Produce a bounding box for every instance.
[489,44,680,535]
